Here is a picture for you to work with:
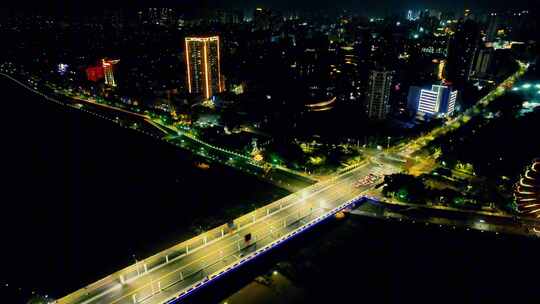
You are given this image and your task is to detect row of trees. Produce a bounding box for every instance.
[381,173,499,210]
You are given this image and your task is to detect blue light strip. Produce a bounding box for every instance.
[166,196,368,304]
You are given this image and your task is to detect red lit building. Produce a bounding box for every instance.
[86,66,104,82]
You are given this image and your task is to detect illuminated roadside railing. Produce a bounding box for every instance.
[160,195,366,304]
[54,162,364,304]
[126,201,323,304]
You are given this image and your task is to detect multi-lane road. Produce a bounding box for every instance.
[54,159,397,304]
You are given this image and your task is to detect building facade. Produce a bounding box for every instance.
[102,59,120,87]
[185,36,223,99]
[408,84,458,119]
[366,70,393,120]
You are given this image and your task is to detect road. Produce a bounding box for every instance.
[165,133,317,192]
[394,60,529,158]
[352,196,540,237]
[54,158,397,304]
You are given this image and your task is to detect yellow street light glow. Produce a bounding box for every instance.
[253,154,263,162]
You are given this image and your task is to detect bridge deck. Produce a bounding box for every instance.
[55,161,396,304]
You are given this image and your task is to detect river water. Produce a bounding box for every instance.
[0,78,287,303]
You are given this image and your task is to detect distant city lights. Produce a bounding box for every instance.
[57,63,69,75]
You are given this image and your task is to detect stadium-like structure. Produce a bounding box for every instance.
[515,159,540,217]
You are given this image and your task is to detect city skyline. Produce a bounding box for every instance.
[3,2,537,18]
[0,3,539,304]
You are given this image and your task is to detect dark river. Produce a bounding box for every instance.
[0,77,287,303]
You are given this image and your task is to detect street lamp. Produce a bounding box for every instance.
[387,136,391,149]
[132,254,140,276]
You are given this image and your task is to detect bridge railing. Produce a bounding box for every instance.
[56,161,367,304]
[162,195,367,304]
[115,203,324,304]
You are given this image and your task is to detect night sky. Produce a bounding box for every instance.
[183,0,536,14]
[212,0,535,11]
[26,0,538,16]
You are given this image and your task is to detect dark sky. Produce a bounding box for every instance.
[6,0,537,16]
[201,0,538,16]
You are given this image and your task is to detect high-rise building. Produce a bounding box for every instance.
[470,47,494,78]
[86,65,104,82]
[253,7,272,31]
[366,70,393,120]
[408,84,458,119]
[185,36,223,99]
[446,19,480,83]
[486,14,501,42]
[407,10,420,21]
[102,59,120,87]
[142,8,176,26]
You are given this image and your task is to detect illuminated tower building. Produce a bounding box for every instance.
[102,59,120,87]
[366,70,393,120]
[185,36,223,99]
[515,159,540,218]
[410,84,458,119]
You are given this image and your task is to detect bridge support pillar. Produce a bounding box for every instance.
[165,255,169,263]
[221,228,224,237]
[120,274,125,284]
[144,263,148,273]
[132,294,137,303]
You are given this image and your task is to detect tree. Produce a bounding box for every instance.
[382,173,428,204]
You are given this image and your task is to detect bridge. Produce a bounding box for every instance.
[53,158,397,304]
